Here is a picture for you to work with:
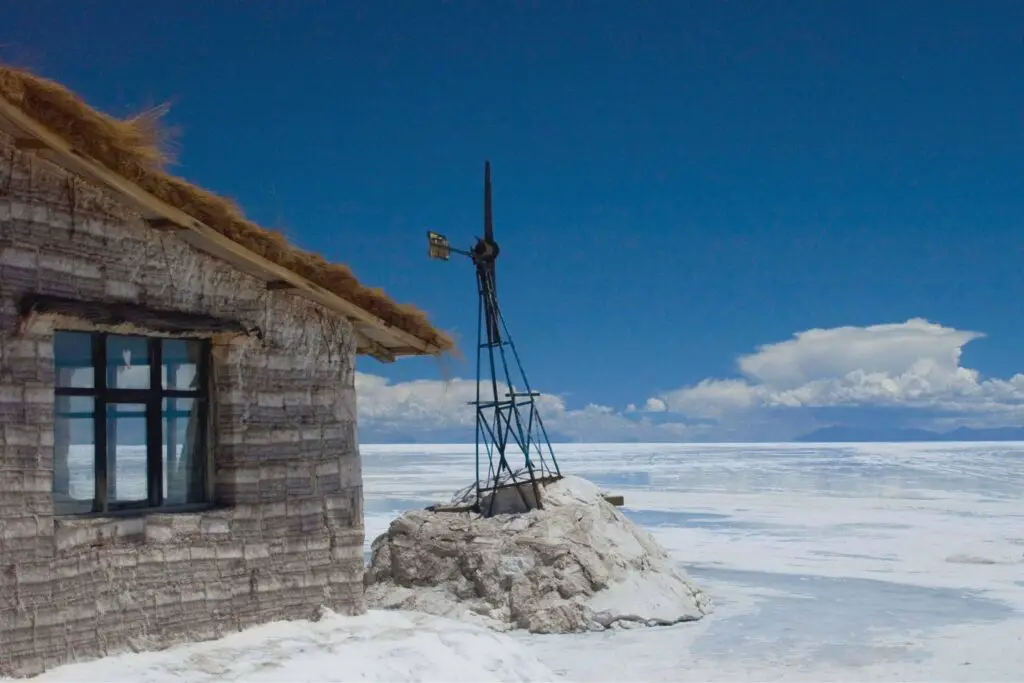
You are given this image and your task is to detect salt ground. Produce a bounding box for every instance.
[8,610,556,682]
[9,441,1024,681]
[363,442,1024,682]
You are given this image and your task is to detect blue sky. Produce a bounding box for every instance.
[6,1,1024,441]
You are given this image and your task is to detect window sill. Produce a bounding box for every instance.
[53,503,232,553]
[56,502,221,520]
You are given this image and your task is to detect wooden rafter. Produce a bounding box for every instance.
[354,327,397,363]
[145,217,184,231]
[19,293,248,336]
[13,137,47,151]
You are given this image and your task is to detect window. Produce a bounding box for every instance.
[53,332,210,515]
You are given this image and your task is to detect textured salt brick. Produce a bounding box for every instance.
[0,133,364,678]
[0,247,38,268]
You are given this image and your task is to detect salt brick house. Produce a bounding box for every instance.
[0,67,452,677]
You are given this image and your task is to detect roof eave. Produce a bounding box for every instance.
[0,95,438,363]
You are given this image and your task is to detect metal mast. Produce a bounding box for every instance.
[427,162,561,516]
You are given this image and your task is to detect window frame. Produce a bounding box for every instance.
[53,331,212,516]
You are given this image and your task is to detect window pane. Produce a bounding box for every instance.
[162,339,202,391]
[107,335,150,390]
[107,403,148,504]
[54,395,95,514]
[54,331,94,389]
[163,398,206,504]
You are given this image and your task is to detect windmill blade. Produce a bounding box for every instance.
[483,160,491,242]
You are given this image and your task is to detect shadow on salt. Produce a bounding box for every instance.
[686,565,1014,662]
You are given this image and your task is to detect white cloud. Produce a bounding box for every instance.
[355,319,1024,443]
[625,398,668,414]
[356,373,564,430]
[736,319,981,389]
[355,373,695,443]
[641,397,667,413]
[652,319,1024,434]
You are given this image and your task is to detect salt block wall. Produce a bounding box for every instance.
[0,135,366,677]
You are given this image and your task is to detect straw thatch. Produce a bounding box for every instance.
[0,66,453,354]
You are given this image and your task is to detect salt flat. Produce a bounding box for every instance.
[14,442,1023,682]
[363,442,1024,682]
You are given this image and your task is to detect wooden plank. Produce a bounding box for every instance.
[14,137,48,151]
[20,293,248,335]
[354,324,398,363]
[360,345,395,363]
[0,97,440,358]
[265,280,296,291]
[425,503,475,513]
[602,494,625,507]
[146,218,185,231]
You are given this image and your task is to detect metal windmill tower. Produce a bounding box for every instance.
[427,162,562,516]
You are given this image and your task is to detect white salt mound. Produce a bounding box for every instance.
[365,475,712,633]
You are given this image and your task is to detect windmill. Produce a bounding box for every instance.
[427,162,562,516]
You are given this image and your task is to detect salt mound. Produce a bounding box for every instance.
[365,475,712,633]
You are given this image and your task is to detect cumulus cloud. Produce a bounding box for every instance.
[736,319,982,389]
[355,318,1024,443]
[625,398,667,414]
[355,373,695,443]
[641,397,668,413]
[652,319,1024,434]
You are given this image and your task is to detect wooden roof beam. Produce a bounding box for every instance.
[13,137,48,151]
[356,330,397,363]
[0,98,440,358]
[146,218,185,231]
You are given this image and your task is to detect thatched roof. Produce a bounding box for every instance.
[0,66,453,360]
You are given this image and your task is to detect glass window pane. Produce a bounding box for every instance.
[54,395,95,514]
[107,403,148,504]
[163,398,205,505]
[54,331,94,389]
[162,339,202,391]
[107,335,150,390]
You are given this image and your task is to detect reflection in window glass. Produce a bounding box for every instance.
[162,339,201,391]
[106,335,150,389]
[54,395,95,514]
[54,331,94,389]
[53,331,211,515]
[106,403,148,503]
[163,398,205,504]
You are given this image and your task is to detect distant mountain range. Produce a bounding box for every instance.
[795,425,1024,442]
[360,425,1024,445]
